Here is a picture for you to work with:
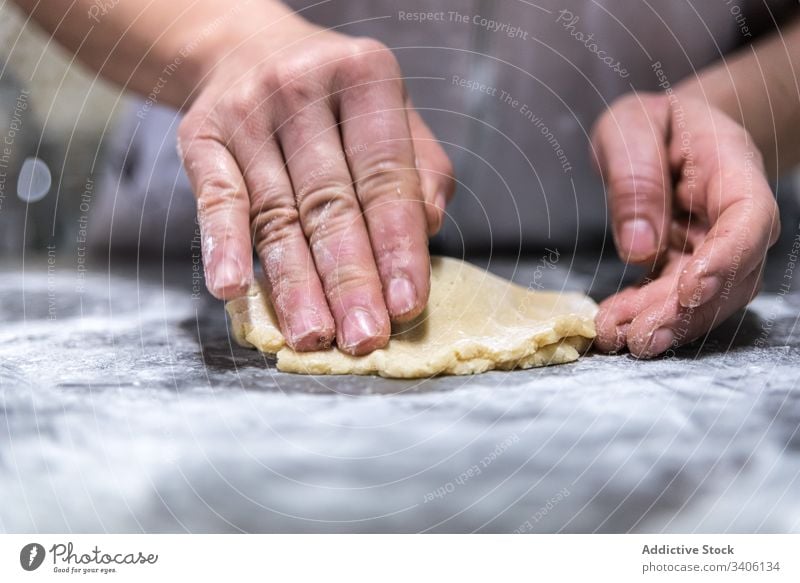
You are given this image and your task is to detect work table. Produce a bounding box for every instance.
[1,253,798,533]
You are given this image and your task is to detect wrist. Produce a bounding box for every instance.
[673,72,735,117]
[672,50,782,175]
[178,2,321,104]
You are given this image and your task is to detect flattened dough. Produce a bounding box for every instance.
[226,256,597,378]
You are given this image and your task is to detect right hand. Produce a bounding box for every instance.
[178,21,454,355]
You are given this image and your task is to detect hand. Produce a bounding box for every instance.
[591,92,780,357]
[177,21,454,355]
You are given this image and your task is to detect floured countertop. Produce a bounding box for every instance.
[0,252,798,533]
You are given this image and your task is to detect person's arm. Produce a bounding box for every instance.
[12,0,275,109]
[592,19,800,357]
[676,15,800,177]
[13,0,454,355]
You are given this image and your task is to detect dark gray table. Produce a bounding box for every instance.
[1,252,798,533]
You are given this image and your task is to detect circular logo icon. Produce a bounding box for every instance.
[20,543,46,571]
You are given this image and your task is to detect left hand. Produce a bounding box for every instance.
[590,92,780,357]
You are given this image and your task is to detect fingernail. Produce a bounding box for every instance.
[646,327,674,356]
[618,219,656,260]
[696,275,722,306]
[387,276,417,317]
[289,308,332,351]
[341,308,381,350]
[208,250,249,295]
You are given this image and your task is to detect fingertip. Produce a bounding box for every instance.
[337,307,391,356]
[210,282,251,301]
[594,308,630,353]
[595,324,629,354]
[278,303,336,352]
[629,326,674,359]
[206,254,253,300]
[386,275,425,322]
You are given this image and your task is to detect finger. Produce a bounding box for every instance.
[336,54,432,323]
[278,102,390,355]
[674,125,779,308]
[591,93,671,265]
[627,267,762,358]
[406,105,455,235]
[230,134,336,351]
[595,285,645,353]
[178,134,252,300]
[594,265,681,353]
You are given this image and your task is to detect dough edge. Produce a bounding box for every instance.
[225,258,597,378]
[274,334,593,378]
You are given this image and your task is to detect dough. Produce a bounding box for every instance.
[226,256,597,378]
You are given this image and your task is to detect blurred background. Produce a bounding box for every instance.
[3,1,800,274]
[1,4,116,256]
[0,3,201,269]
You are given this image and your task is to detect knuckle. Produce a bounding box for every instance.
[608,170,667,210]
[341,37,401,82]
[248,178,288,210]
[197,174,243,207]
[274,64,319,103]
[350,37,392,62]
[266,46,337,99]
[366,139,411,167]
[177,114,218,154]
[366,152,420,188]
[324,262,374,296]
[358,173,416,209]
[227,91,262,125]
[351,36,389,53]
[251,204,301,253]
[228,101,256,126]
[299,185,361,235]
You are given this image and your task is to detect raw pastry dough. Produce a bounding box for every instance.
[226,256,597,378]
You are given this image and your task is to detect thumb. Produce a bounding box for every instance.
[591,93,671,264]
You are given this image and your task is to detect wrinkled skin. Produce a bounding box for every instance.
[177,27,454,355]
